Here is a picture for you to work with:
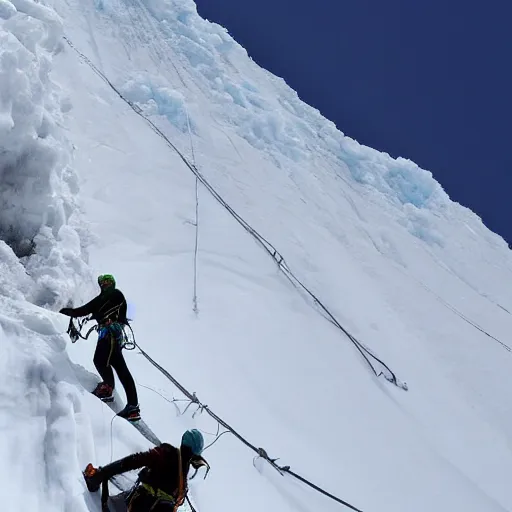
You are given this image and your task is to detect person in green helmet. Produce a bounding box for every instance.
[84,429,209,512]
[60,274,140,421]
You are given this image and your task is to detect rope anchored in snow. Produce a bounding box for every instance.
[415,279,512,354]
[443,300,512,352]
[254,449,363,512]
[192,175,200,315]
[63,36,406,391]
[185,103,200,316]
[134,340,364,512]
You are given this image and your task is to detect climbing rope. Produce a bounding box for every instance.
[413,279,512,353]
[185,104,200,315]
[68,320,362,512]
[133,340,364,511]
[443,299,512,352]
[193,176,200,315]
[66,316,97,342]
[185,105,196,168]
[63,36,405,390]
[497,303,511,315]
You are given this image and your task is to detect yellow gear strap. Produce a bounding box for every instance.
[137,447,186,512]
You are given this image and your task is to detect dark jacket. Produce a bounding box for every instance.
[115,443,190,496]
[62,287,127,325]
[87,444,197,496]
[85,444,210,512]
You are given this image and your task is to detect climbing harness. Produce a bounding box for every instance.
[110,448,198,512]
[66,316,136,350]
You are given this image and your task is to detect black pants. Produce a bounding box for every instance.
[94,330,138,406]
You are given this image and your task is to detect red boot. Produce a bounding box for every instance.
[92,382,114,402]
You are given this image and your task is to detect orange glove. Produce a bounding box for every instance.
[83,463,103,492]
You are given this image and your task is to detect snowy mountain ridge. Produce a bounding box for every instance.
[1,1,512,512]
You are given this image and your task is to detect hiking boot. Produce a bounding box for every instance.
[117,404,141,422]
[92,382,114,402]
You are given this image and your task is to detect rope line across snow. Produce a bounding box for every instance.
[134,340,364,512]
[63,35,406,391]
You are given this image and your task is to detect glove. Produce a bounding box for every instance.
[59,308,74,316]
[83,463,103,492]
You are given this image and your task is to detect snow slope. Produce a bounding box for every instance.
[2,0,512,511]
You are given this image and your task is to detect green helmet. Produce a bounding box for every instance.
[98,274,116,288]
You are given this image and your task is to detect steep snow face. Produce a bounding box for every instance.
[48,0,510,284]
[0,0,89,308]
[2,0,512,512]
[47,0,512,510]
[0,4,96,512]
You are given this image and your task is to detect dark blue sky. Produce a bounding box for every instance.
[194,0,512,245]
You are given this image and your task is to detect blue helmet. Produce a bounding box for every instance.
[181,429,204,455]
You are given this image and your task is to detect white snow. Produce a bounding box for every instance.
[1,0,512,511]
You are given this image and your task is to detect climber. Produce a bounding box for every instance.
[59,273,140,421]
[84,429,209,512]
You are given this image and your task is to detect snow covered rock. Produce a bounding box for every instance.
[0,0,88,307]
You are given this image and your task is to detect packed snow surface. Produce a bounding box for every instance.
[1,0,512,511]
